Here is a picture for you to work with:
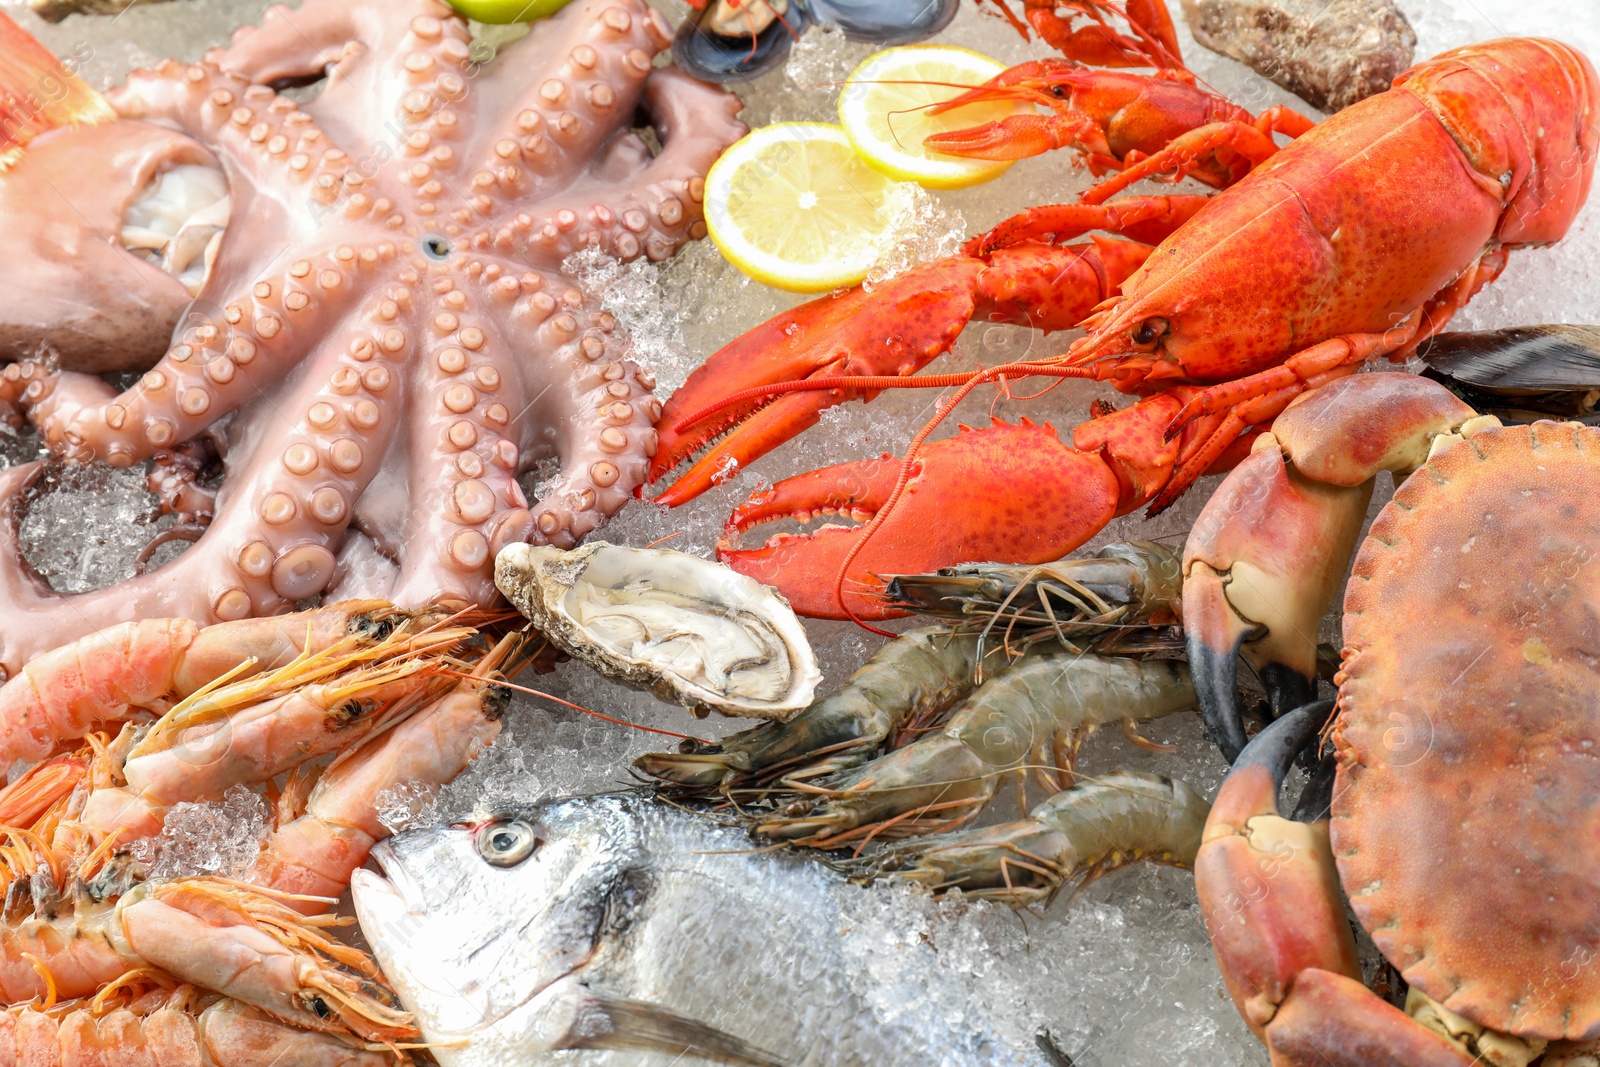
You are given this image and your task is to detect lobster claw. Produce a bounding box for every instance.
[716,419,1122,620]
[650,240,1162,507]
[650,259,989,507]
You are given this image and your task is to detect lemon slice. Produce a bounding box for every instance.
[839,45,1031,190]
[704,122,910,294]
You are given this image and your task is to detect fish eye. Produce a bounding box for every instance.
[477,818,540,868]
[1132,317,1169,346]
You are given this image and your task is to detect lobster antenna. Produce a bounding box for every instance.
[0,12,115,170]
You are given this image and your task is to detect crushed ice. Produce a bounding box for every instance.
[864,184,968,290]
[131,785,270,881]
[785,23,874,111]
[17,461,180,593]
[562,245,701,395]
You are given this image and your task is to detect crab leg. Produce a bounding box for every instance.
[1181,374,1486,760]
[1194,703,1362,1036]
[1195,705,1470,1066]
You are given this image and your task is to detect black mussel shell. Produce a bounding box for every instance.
[1419,324,1600,424]
[808,0,960,44]
[672,0,961,84]
[673,3,812,83]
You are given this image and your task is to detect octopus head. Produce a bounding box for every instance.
[0,119,228,374]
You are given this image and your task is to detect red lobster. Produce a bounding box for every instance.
[653,14,1599,621]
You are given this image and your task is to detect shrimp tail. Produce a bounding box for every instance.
[855,770,1211,905]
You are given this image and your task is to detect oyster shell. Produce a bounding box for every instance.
[495,542,820,719]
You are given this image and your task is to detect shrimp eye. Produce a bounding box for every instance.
[1050,84,1067,98]
[478,818,540,867]
[1132,317,1169,346]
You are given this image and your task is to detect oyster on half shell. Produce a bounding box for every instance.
[495,542,820,719]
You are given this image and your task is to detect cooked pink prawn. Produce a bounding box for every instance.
[1,986,397,1066]
[0,606,527,1063]
[0,600,420,768]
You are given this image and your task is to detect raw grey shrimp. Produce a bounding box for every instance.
[637,541,1184,793]
[637,627,990,791]
[753,652,1194,848]
[852,771,1210,906]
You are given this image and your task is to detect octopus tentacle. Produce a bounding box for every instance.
[0,301,410,670]
[111,64,356,237]
[216,0,480,181]
[384,295,535,606]
[510,279,658,550]
[0,462,243,674]
[3,247,408,465]
[515,68,745,264]
[215,318,408,614]
[218,0,459,88]
[147,439,220,525]
[470,0,672,204]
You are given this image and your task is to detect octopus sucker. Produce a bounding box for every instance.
[0,0,746,672]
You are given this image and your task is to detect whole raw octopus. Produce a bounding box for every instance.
[0,0,746,672]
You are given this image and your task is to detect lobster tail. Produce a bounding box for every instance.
[1399,37,1600,245]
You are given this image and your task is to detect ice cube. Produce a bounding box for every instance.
[133,785,270,880]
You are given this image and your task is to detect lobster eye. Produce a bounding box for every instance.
[1050,84,1067,98]
[477,818,540,868]
[1132,317,1169,346]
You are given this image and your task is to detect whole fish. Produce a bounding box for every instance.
[352,792,1078,1067]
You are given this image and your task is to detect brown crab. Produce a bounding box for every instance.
[1183,371,1600,1066]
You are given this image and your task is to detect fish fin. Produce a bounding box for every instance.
[550,983,791,1067]
[0,12,115,168]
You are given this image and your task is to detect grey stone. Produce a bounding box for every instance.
[1180,0,1418,112]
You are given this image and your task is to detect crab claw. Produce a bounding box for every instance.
[1182,433,1372,760]
[1194,702,1361,1039]
[1181,374,1479,761]
[650,240,1157,507]
[715,419,1122,620]
[1196,704,1472,1066]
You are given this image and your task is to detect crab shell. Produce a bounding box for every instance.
[494,541,821,719]
[1333,421,1600,1042]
